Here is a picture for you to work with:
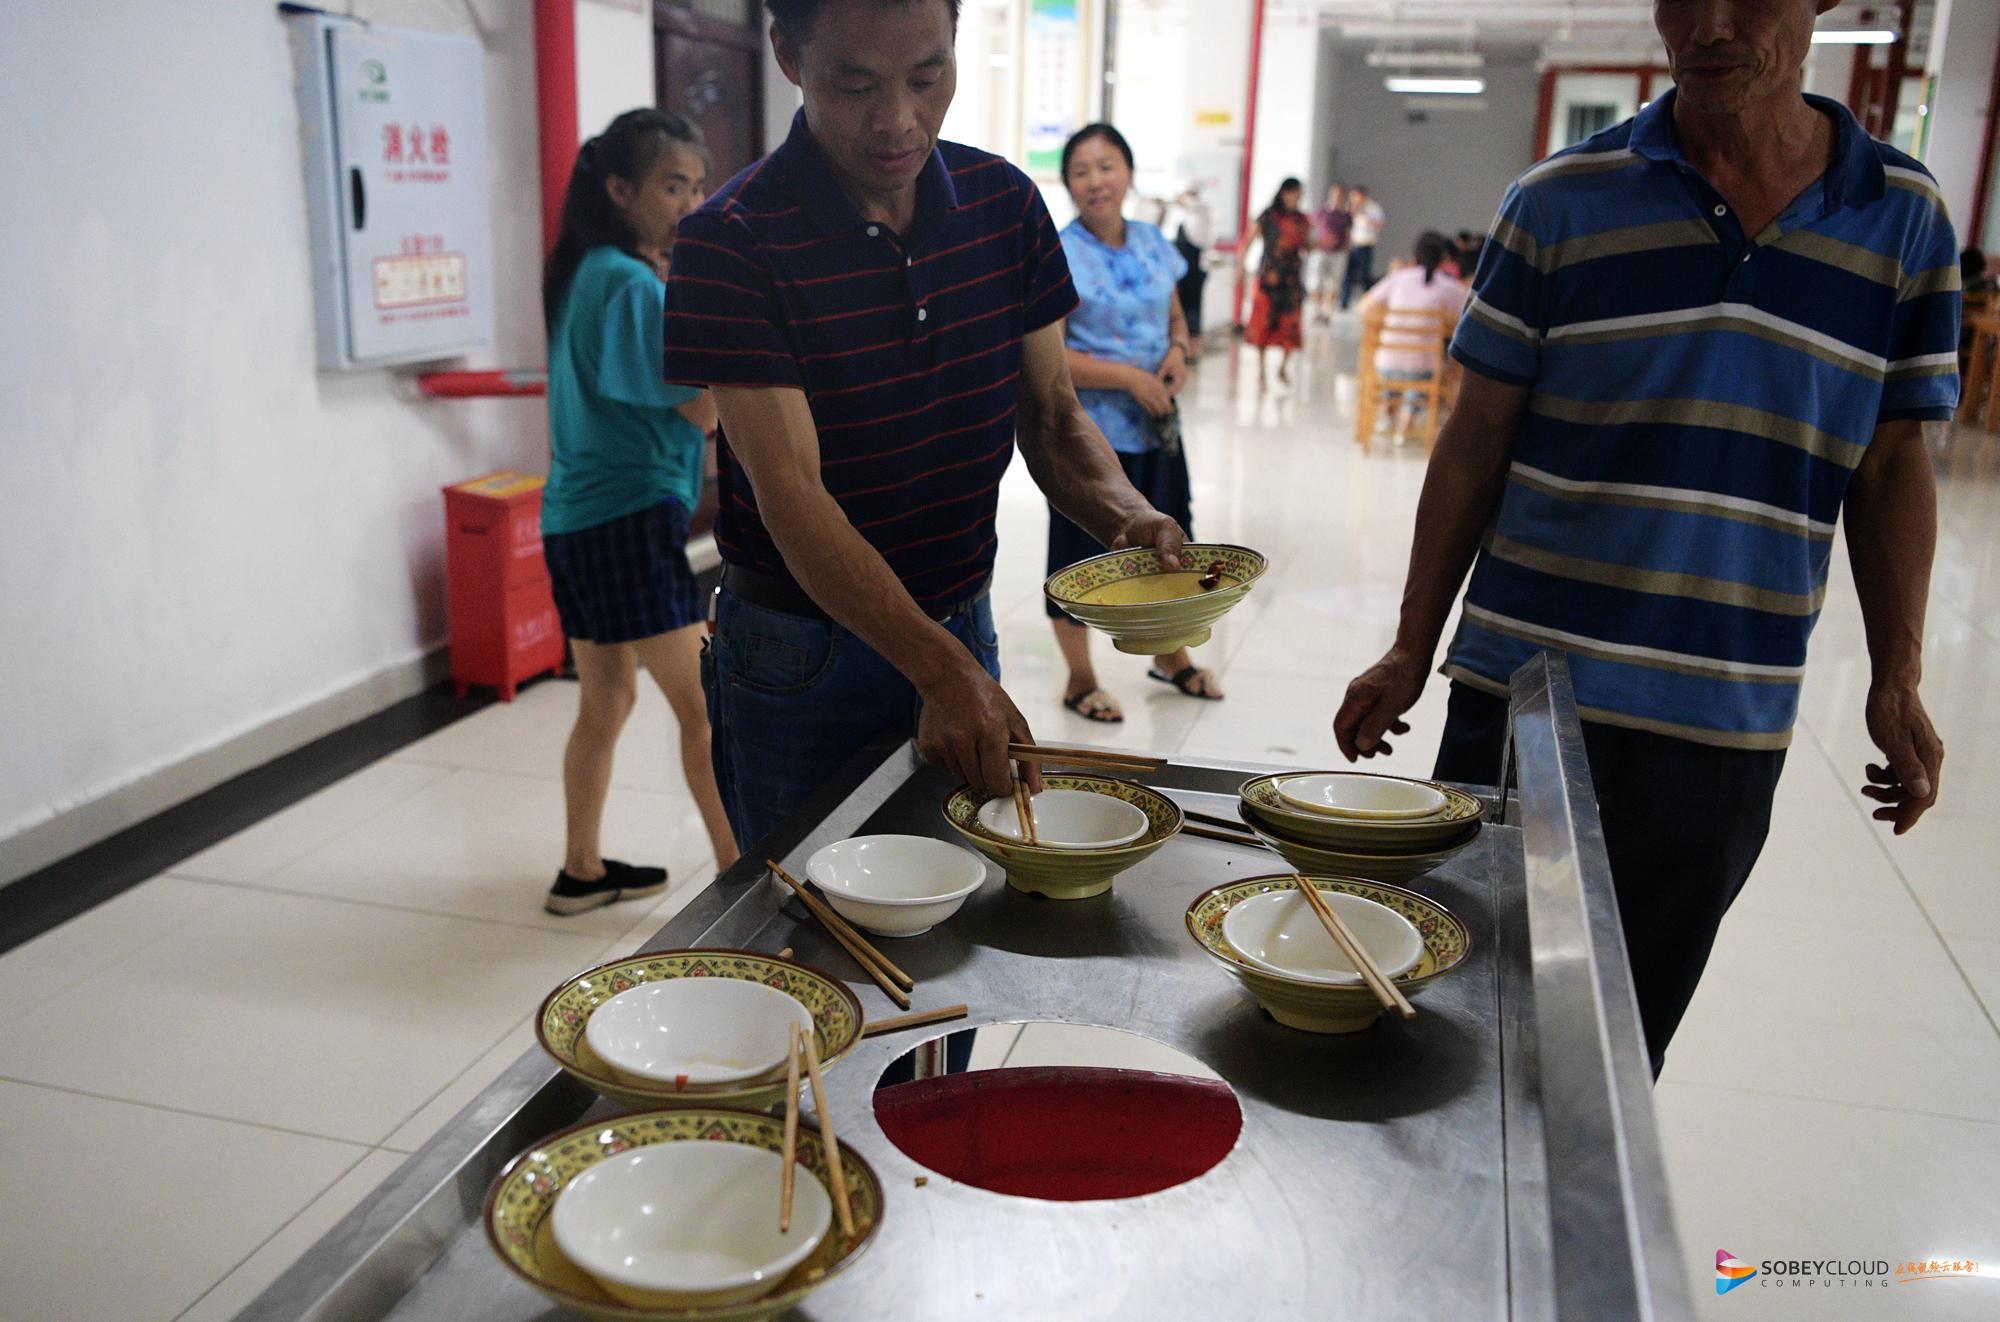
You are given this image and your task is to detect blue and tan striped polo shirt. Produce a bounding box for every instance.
[661,111,1076,612]
[1445,91,1960,750]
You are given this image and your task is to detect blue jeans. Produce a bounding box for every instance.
[701,587,1002,853]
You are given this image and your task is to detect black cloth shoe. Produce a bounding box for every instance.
[545,859,668,915]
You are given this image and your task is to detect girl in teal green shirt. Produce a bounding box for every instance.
[539,109,737,914]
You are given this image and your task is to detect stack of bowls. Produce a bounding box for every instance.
[485,1106,882,1322]
[1044,543,1267,655]
[1237,771,1483,883]
[536,951,863,1112]
[1185,873,1472,1033]
[943,774,1183,900]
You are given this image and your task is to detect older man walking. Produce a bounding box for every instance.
[1334,0,1959,1074]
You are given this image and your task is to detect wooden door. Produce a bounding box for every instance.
[655,7,765,186]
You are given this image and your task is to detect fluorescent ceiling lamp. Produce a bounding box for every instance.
[1385,76,1485,94]
[1365,50,1484,69]
[1811,30,1895,44]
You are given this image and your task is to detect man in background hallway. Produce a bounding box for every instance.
[1338,185,1383,309]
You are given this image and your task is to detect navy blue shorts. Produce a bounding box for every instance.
[1045,446,1194,619]
[543,498,703,645]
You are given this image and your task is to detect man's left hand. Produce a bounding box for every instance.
[1863,682,1943,834]
[1110,512,1186,572]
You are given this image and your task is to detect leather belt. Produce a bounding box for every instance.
[718,563,988,625]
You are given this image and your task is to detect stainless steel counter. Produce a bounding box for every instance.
[237,654,1691,1322]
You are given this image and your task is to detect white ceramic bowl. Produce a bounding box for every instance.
[551,1143,831,1310]
[584,979,812,1091]
[805,835,988,937]
[1221,888,1425,986]
[975,788,1149,850]
[1275,773,1449,821]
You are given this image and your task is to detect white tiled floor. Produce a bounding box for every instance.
[3,324,1998,1318]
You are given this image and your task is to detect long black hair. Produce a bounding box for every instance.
[1260,176,1304,221]
[1413,230,1453,285]
[542,108,706,331]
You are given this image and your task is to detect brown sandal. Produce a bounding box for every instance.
[1063,688,1125,723]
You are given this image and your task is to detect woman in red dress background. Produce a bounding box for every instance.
[1241,177,1310,387]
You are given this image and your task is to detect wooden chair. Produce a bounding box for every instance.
[1354,306,1452,451]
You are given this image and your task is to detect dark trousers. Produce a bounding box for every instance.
[1432,682,1785,1077]
[1339,244,1376,308]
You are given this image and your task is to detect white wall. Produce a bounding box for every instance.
[1245,7,1319,226]
[1925,0,2000,231]
[0,0,565,873]
[576,0,656,140]
[1324,48,1542,263]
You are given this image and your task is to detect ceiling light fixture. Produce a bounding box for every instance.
[1810,30,1896,45]
[1364,50,1485,69]
[1385,76,1486,94]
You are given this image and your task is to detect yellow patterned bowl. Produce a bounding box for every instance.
[1186,874,1472,1033]
[537,951,864,1112]
[943,775,1183,900]
[1240,814,1481,885]
[484,1108,882,1322]
[1239,773,1483,851]
[1045,543,1267,654]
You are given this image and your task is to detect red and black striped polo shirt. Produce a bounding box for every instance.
[662,111,1077,612]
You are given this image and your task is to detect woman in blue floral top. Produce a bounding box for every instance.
[1046,124,1222,722]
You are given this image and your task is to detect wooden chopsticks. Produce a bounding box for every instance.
[766,860,913,1010]
[1291,874,1415,1020]
[780,1021,801,1232]
[862,1004,969,1037]
[1008,741,1166,774]
[1183,822,1268,847]
[1012,766,1039,846]
[799,1025,855,1238]
[779,1022,855,1237]
[1184,807,1255,835]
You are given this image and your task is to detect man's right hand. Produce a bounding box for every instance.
[1334,646,1428,761]
[917,658,1039,798]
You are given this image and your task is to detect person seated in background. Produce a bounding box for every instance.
[1355,230,1467,443]
[1045,122,1219,724]
[538,109,739,915]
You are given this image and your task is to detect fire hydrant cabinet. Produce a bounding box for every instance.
[288,11,494,369]
[443,473,565,702]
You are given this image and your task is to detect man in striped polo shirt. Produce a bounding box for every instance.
[1336,0,1958,1073]
[663,0,1183,849]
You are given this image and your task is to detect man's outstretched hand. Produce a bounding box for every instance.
[1862,682,1943,834]
[1334,646,1427,761]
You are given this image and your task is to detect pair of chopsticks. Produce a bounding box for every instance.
[767,860,914,1010]
[862,1003,968,1038]
[1008,742,1166,775]
[1180,806,1265,847]
[781,1021,855,1237]
[1291,874,1415,1019]
[1011,764,1039,845]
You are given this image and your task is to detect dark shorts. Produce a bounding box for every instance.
[542,498,703,645]
[1045,445,1194,619]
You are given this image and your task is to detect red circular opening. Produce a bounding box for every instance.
[874,1062,1242,1200]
